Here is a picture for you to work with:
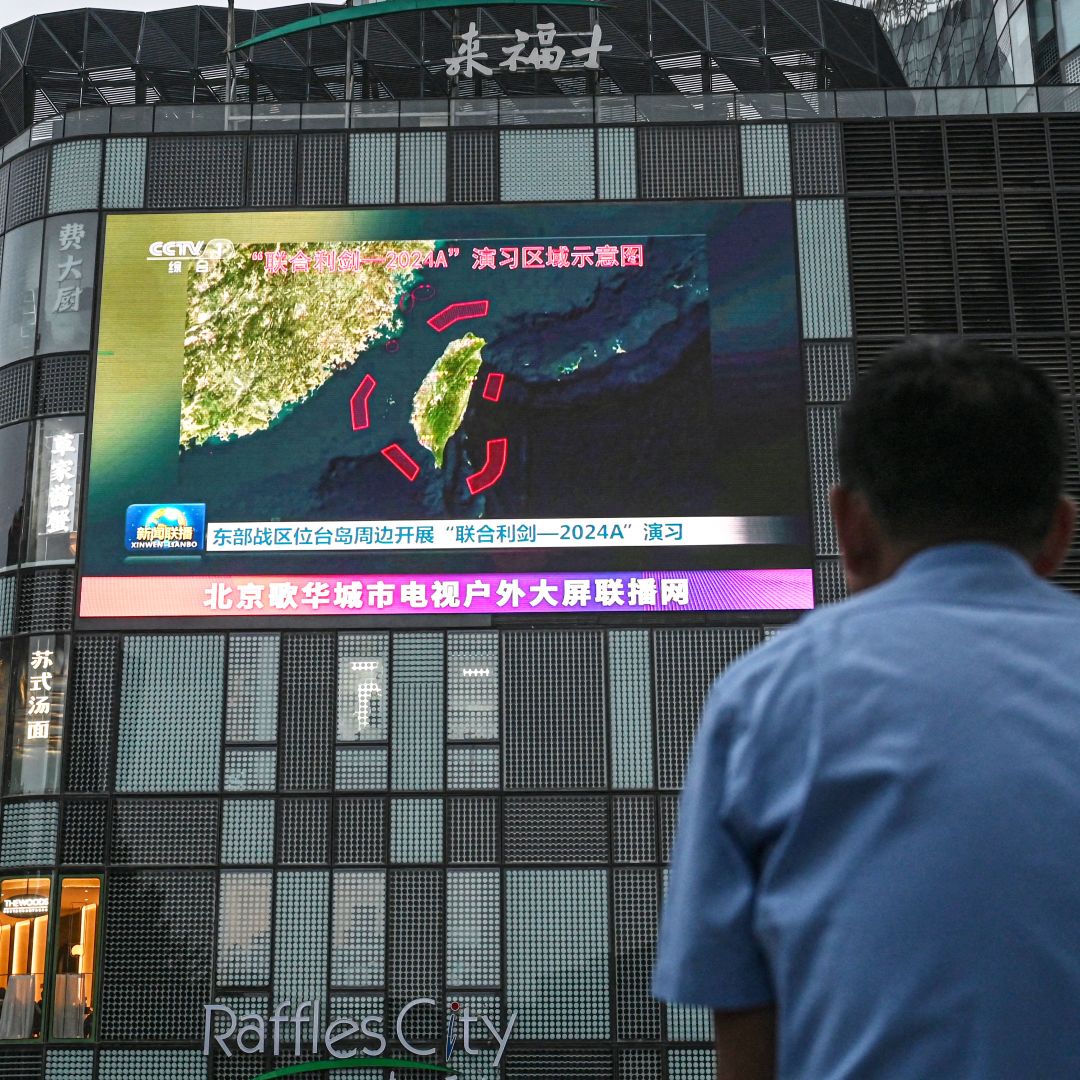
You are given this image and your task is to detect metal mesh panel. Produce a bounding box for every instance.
[0,575,13,636]
[609,629,652,789]
[250,133,296,207]
[615,867,661,1041]
[504,1047,613,1078]
[332,870,384,986]
[100,870,214,1039]
[613,795,656,863]
[447,631,498,740]
[14,568,75,633]
[45,1050,92,1080]
[280,632,335,789]
[446,869,499,987]
[450,129,498,203]
[99,1050,207,1079]
[0,800,58,865]
[390,797,442,863]
[599,127,636,200]
[221,798,275,863]
[299,132,346,206]
[349,131,396,205]
[637,125,739,200]
[399,131,446,204]
[335,746,388,790]
[504,630,606,789]
[111,798,218,864]
[807,404,841,556]
[335,796,385,864]
[0,1050,42,1080]
[667,1002,713,1042]
[224,748,277,792]
[33,353,89,415]
[791,123,843,196]
[280,797,330,863]
[388,869,443,1043]
[146,135,246,208]
[48,140,102,213]
[447,796,496,864]
[0,360,32,425]
[226,633,279,741]
[655,628,761,790]
[507,869,608,1038]
[796,199,852,338]
[66,634,118,792]
[218,871,272,986]
[6,147,48,229]
[61,798,107,864]
[659,794,678,863]
[274,870,329,1005]
[103,137,147,209]
[669,1049,716,1077]
[337,632,388,743]
[619,1049,664,1080]
[741,123,791,196]
[842,124,893,192]
[815,557,849,604]
[505,795,609,863]
[501,129,595,201]
[392,633,443,790]
[804,341,854,403]
[117,634,223,792]
[447,745,499,788]
[847,196,903,337]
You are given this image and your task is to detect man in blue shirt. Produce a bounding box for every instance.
[653,338,1080,1080]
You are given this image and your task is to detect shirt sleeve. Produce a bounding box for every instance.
[651,672,776,1009]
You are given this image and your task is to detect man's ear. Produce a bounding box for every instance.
[1031,495,1076,578]
[829,486,889,594]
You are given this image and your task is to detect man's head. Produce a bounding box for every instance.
[830,337,1075,593]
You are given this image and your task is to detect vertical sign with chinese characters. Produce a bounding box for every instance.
[26,420,83,564]
[38,214,98,354]
[10,634,68,794]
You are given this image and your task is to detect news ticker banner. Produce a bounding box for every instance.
[79,568,814,618]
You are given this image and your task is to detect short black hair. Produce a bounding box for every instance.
[836,337,1066,550]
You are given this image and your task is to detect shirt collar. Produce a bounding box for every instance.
[889,541,1037,590]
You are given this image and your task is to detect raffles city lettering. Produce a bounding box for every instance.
[205,997,517,1067]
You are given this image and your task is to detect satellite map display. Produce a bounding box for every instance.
[80,204,813,619]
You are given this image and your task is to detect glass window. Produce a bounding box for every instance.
[0,221,44,366]
[0,424,28,572]
[8,635,68,796]
[50,878,100,1039]
[1010,7,1036,82]
[0,877,51,1039]
[24,419,83,565]
[1058,0,1080,53]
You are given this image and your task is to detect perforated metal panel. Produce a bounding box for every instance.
[615,867,661,1041]
[388,868,443,1043]
[599,127,636,200]
[613,795,656,863]
[61,798,107,864]
[146,135,246,208]
[741,123,791,196]
[226,633,279,741]
[335,796,385,864]
[0,800,58,865]
[218,871,272,985]
[0,1049,43,1080]
[399,131,446,204]
[609,629,652,789]
[48,140,102,213]
[273,870,329,1005]
[45,1050,92,1080]
[637,125,739,200]
[390,797,442,863]
[250,133,296,207]
[0,574,14,637]
[33,353,89,415]
[450,129,498,203]
[501,129,595,202]
[280,797,330,863]
[791,123,843,195]
[99,1050,207,1079]
[6,146,48,229]
[111,798,218,864]
[804,341,855,403]
[0,360,32,425]
[280,632,334,789]
[102,137,146,209]
[505,795,608,862]
[807,404,841,556]
[447,795,497,864]
[349,131,396,205]
[391,633,443,790]
[332,869,384,985]
[100,870,214,1039]
[654,628,760,790]
[14,567,74,633]
[797,199,852,338]
[117,635,223,792]
[222,798,275,864]
[815,557,849,604]
[298,132,346,206]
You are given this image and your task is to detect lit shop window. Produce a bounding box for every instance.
[8,636,68,796]
[0,877,100,1041]
[25,420,83,565]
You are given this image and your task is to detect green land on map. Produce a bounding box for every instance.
[411,332,486,468]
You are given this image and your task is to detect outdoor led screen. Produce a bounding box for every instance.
[79,204,813,620]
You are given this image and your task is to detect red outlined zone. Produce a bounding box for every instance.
[481,372,504,402]
[466,438,508,495]
[350,374,377,430]
[381,444,421,481]
[427,300,490,332]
